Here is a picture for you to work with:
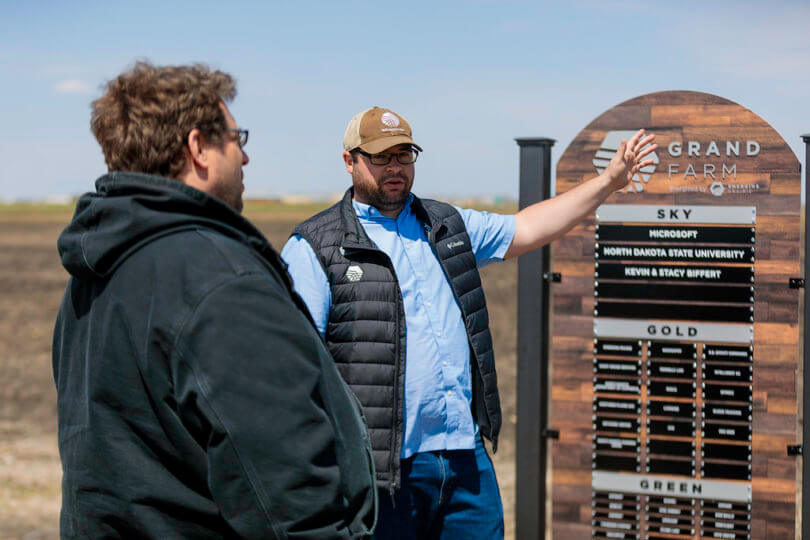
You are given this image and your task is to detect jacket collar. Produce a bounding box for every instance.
[338,187,448,249]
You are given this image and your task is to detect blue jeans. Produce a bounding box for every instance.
[372,435,504,540]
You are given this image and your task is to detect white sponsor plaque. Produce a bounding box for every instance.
[592,471,752,502]
[596,205,755,224]
[594,318,753,344]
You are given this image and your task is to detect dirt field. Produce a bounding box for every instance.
[0,202,519,539]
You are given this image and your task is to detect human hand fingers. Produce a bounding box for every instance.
[627,129,645,149]
[635,133,656,152]
[631,157,656,173]
[636,142,658,161]
[615,140,627,160]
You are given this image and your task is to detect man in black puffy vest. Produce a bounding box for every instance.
[281,106,656,540]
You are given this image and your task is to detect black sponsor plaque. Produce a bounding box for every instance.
[595,301,753,323]
[648,400,695,418]
[595,492,640,504]
[703,363,753,383]
[648,361,696,380]
[596,243,755,263]
[647,458,695,476]
[594,377,641,394]
[593,531,638,539]
[702,423,752,442]
[595,339,642,357]
[648,496,693,506]
[592,520,638,532]
[647,439,695,457]
[702,443,751,462]
[594,500,640,512]
[646,504,694,517]
[647,516,694,528]
[596,282,753,303]
[703,384,752,403]
[594,416,640,434]
[649,342,697,359]
[701,509,750,520]
[594,358,641,376]
[647,525,694,535]
[648,419,695,437]
[595,224,754,244]
[701,520,751,533]
[700,510,751,521]
[593,508,638,520]
[701,501,750,513]
[591,509,638,521]
[594,436,640,452]
[703,345,753,363]
[648,380,696,398]
[593,453,640,471]
[703,404,752,422]
[594,397,642,415]
[595,263,755,284]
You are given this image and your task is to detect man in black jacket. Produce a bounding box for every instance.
[53,61,376,539]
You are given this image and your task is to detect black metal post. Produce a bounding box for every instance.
[802,133,810,540]
[515,137,555,540]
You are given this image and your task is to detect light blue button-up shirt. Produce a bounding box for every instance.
[281,195,515,458]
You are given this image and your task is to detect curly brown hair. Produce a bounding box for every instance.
[91,61,236,179]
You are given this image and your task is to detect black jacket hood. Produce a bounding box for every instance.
[58,172,273,280]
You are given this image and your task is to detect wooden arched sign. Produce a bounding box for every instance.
[550,90,801,539]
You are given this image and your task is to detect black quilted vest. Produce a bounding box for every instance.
[292,188,501,490]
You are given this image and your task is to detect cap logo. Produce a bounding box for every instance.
[381,112,400,128]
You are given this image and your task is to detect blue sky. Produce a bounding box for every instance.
[1,0,808,201]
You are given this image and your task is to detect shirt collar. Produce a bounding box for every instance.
[352,193,414,222]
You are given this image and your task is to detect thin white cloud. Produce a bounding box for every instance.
[54,79,93,95]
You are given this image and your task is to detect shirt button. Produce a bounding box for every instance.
[443,361,448,366]
[426,301,432,307]
[436,332,441,337]
[417,273,423,278]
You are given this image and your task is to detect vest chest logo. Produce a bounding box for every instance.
[345,265,364,282]
[447,240,465,250]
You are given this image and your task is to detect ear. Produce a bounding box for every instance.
[342,151,354,174]
[187,128,210,171]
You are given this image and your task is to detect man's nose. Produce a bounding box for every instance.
[242,149,249,166]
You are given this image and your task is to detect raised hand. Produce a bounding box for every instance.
[605,129,657,190]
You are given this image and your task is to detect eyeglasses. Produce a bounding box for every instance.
[229,128,249,148]
[355,148,419,165]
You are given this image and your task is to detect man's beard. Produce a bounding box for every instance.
[355,172,413,212]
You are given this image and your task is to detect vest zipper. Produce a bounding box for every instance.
[427,222,495,438]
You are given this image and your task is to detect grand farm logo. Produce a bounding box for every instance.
[594,131,765,196]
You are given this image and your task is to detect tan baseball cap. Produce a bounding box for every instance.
[343,107,423,154]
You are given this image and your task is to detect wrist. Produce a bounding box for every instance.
[597,170,620,194]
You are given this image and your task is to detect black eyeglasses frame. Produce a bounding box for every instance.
[353,147,419,165]
[228,128,249,148]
